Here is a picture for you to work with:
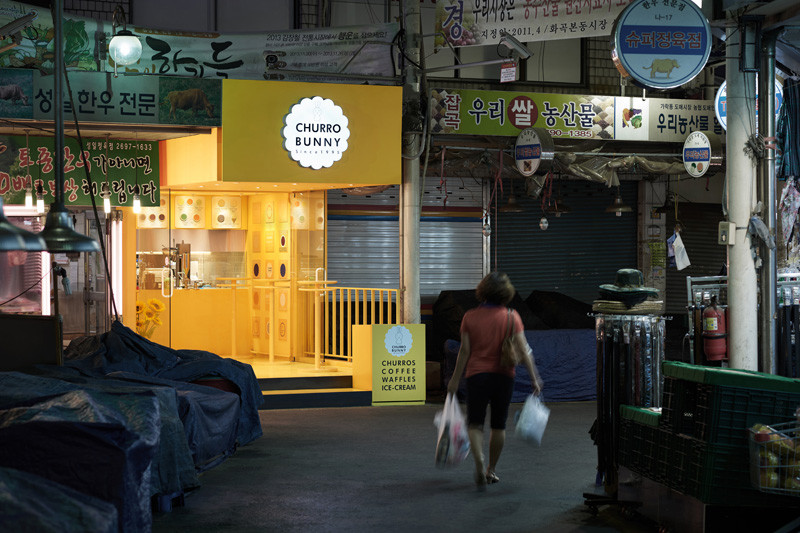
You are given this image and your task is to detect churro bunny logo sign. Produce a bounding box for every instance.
[282,96,350,170]
[384,325,413,357]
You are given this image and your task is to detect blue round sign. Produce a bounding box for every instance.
[612,0,711,90]
[714,79,784,131]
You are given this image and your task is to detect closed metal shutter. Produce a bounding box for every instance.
[665,203,727,314]
[494,179,638,304]
[327,177,485,300]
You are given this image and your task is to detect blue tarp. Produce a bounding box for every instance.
[0,466,118,533]
[0,321,265,531]
[0,382,158,533]
[515,329,596,402]
[23,367,200,492]
[65,320,263,446]
[443,329,596,403]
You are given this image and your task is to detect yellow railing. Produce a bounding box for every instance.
[298,281,399,368]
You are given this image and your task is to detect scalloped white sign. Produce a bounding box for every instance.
[384,325,413,357]
[282,97,350,170]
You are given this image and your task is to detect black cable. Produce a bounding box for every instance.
[0,263,55,307]
[54,8,119,323]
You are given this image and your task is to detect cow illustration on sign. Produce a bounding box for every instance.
[0,84,28,105]
[643,59,680,78]
[162,88,215,119]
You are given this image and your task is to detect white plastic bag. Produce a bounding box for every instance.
[434,393,470,468]
[516,394,550,445]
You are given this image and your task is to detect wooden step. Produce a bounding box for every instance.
[258,375,353,391]
[260,388,371,409]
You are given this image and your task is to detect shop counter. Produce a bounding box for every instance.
[136,287,250,357]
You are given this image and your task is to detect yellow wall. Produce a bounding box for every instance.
[221,80,402,185]
[162,129,221,186]
[122,207,137,326]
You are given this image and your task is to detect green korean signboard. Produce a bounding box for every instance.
[0,135,159,208]
[431,88,616,140]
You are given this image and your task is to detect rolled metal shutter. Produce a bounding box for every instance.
[665,203,727,315]
[494,179,638,304]
[327,177,485,301]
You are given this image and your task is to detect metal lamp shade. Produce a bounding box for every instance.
[543,200,570,217]
[38,204,100,253]
[499,194,524,213]
[605,194,632,214]
[0,197,46,251]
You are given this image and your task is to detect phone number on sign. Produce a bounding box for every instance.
[548,129,594,138]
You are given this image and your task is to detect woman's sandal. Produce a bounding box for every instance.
[475,471,487,491]
[485,470,500,484]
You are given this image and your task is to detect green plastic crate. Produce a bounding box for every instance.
[618,418,664,482]
[619,404,661,428]
[662,376,800,446]
[663,361,800,394]
[680,438,800,507]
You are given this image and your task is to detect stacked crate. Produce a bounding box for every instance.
[619,362,800,506]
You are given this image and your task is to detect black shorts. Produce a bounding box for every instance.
[465,373,515,430]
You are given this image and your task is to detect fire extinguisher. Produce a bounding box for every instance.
[702,295,728,361]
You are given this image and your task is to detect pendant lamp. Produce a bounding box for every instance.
[0,197,46,251]
[543,199,570,217]
[606,188,632,217]
[38,0,99,254]
[499,178,524,213]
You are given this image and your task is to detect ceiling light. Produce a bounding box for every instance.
[37,1,99,255]
[0,197,46,251]
[101,181,112,214]
[606,190,632,217]
[132,185,141,214]
[543,200,570,217]
[108,5,141,75]
[35,183,44,214]
[499,194,524,213]
[39,204,100,253]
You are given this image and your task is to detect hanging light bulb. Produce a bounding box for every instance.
[23,130,33,208]
[132,184,141,214]
[605,188,632,217]
[102,136,112,214]
[35,183,44,214]
[101,182,112,214]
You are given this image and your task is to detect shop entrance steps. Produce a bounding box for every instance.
[258,375,372,409]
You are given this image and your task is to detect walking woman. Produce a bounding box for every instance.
[447,272,543,490]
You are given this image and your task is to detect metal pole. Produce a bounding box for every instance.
[400,0,421,324]
[726,25,759,371]
[758,31,779,374]
[54,0,64,206]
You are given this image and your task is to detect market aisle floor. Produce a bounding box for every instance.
[153,400,655,533]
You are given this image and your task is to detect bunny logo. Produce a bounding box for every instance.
[384,325,413,357]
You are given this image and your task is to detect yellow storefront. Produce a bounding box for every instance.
[133,80,402,378]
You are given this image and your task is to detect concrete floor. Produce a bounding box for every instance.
[152,400,657,533]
